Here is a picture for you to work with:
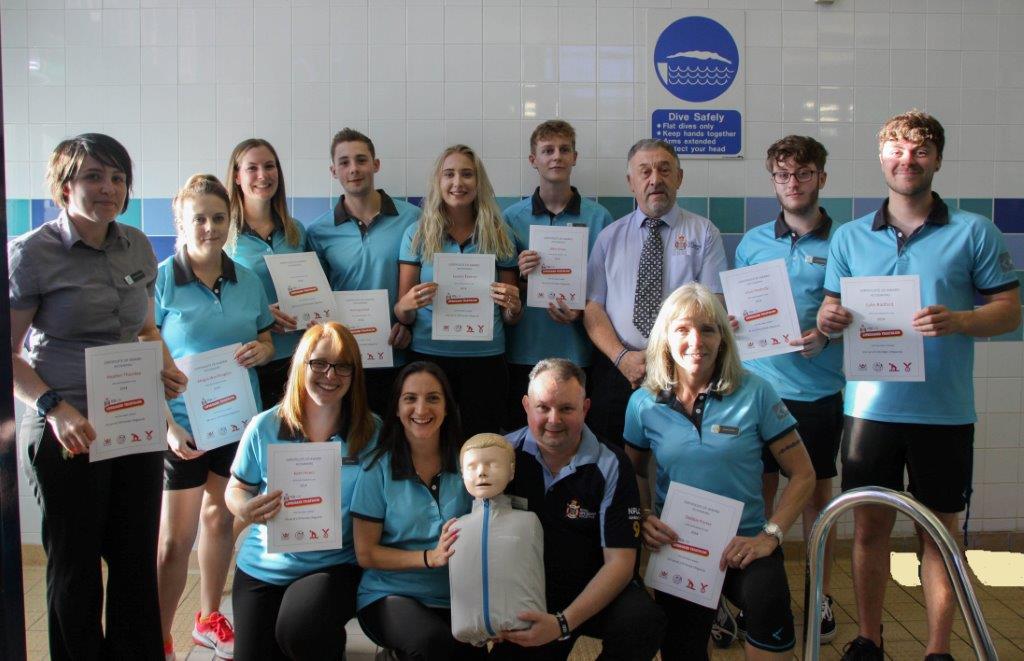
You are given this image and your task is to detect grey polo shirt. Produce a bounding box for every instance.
[8,213,157,412]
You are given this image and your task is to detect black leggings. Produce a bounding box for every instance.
[410,352,508,437]
[231,563,361,661]
[357,595,486,661]
[656,546,794,660]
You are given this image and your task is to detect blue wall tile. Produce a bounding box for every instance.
[1003,235,1024,272]
[853,197,885,219]
[722,233,741,269]
[6,200,30,236]
[744,197,778,230]
[31,199,60,228]
[820,197,853,225]
[994,199,1024,234]
[291,197,332,225]
[149,235,176,262]
[142,198,175,235]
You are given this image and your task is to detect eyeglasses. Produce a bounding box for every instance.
[771,170,820,184]
[307,359,354,377]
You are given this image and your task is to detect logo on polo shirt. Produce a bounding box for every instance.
[564,498,596,520]
[771,401,790,421]
[999,251,1014,273]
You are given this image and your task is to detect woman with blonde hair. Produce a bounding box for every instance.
[622,283,815,661]
[226,322,379,660]
[225,138,310,408]
[155,173,275,660]
[395,145,521,436]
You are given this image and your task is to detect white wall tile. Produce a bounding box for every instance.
[782,48,817,86]
[65,10,103,47]
[27,47,66,86]
[444,81,482,119]
[256,6,291,47]
[891,13,927,50]
[781,11,816,48]
[292,6,330,46]
[483,6,519,45]
[559,7,595,45]
[445,5,483,44]
[446,44,483,82]
[523,45,558,82]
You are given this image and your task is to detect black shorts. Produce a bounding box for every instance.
[763,392,842,480]
[840,416,974,513]
[163,441,238,491]
[655,546,794,658]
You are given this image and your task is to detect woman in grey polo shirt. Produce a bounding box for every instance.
[9,134,186,660]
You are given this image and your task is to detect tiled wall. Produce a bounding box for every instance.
[4,0,1024,544]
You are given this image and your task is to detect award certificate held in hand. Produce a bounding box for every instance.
[526,225,588,311]
[177,344,259,450]
[720,259,802,361]
[85,341,166,462]
[644,482,743,608]
[432,253,495,342]
[264,252,336,327]
[840,275,925,382]
[267,443,343,554]
[334,289,394,369]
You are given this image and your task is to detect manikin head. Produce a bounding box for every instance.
[460,433,515,500]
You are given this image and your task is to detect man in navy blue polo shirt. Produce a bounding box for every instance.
[504,120,614,430]
[307,128,421,414]
[818,111,1020,661]
[495,358,665,661]
[733,135,844,643]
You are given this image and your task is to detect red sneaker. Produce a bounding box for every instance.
[192,610,235,659]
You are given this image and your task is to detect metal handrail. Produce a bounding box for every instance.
[805,487,997,660]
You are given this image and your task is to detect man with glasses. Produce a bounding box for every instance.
[818,111,1020,661]
[730,135,844,645]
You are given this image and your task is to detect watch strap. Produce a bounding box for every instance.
[554,611,571,641]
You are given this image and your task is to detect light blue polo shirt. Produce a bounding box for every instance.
[623,375,797,537]
[504,188,614,367]
[824,194,1018,425]
[228,215,309,362]
[398,222,518,358]
[351,451,471,610]
[733,210,844,402]
[155,249,274,434]
[231,405,380,585]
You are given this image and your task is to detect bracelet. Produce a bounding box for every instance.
[423,549,430,568]
[554,611,571,640]
[613,348,630,367]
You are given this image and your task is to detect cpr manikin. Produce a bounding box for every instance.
[449,434,546,645]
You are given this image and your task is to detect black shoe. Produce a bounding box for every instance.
[710,600,737,648]
[735,609,746,641]
[924,655,955,661]
[820,594,837,643]
[841,627,884,661]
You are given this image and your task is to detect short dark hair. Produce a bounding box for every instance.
[878,110,945,158]
[765,135,828,173]
[529,120,577,153]
[47,133,133,213]
[330,128,376,160]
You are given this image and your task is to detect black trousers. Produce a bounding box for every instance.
[585,352,634,447]
[410,353,508,438]
[255,357,292,411]
[357,595,486,661]
[363,366,400,418]
[489,581,665,661]
[22,415,164,661]
[232,563,362,661]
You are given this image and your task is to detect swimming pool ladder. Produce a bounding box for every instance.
[805,486,998,660]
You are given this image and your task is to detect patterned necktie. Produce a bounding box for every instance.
[633,217,665,338]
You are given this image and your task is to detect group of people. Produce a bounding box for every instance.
[10,109,1017,661]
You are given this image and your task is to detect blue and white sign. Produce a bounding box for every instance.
[647,12,745,158]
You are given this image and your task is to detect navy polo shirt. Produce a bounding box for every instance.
[398,222,518,357]
[623,375,797,537]
[308,192,421,366]
[824,194,1018,425]
[350,451,471,610]
[228,214,309,362]
[155,249,274,434]
[503,188,614,367]
[231,405,380,585]
[733,210,844,401]
[504,425,641,606]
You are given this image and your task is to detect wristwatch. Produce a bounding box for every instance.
[762,522,784,548]
[35,390,63,418]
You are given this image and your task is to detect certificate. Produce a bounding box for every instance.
[526,226,588,311]
[267,443,343,554]
[840,275,925,382]
[176,344,259,450]
[334,289,394,369]
[264,252,336,327]
[85,341,166,462]
[432,253,495,342]
[644,482,743,609]
[720,260,802,361]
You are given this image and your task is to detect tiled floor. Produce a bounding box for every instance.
[18,548,1024,660]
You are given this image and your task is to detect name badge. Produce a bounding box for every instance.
[341,456,359,466]
[124,270,146,285]
[511,495,529,511]
[711,424,739,435]
[805,256,827,266]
